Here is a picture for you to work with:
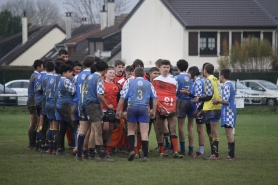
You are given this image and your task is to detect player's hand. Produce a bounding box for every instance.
[180,88,190,95]
[212,98,219,104]
[149,109,155,119]
[193,110,199,116]
[197,110,203,118]
[107,104,113,109]
[116,110,122,119]
[160,107,167,115]
[122,111,127,119]
[194,97,200,103]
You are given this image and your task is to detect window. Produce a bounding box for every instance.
[23,82,29,88]
[247,82,264,91]
[8,82,21,88]
[200,32,217,55]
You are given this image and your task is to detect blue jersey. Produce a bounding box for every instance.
[190,77,204,108]
[45,74,58,104]
[221,81,236,128]
[81,72,104,108]
[176,73,193,100]
[73,69,91,104]
[120,77,157,106]
[35,71,47,104]
[27,71,39,107]
[56,77,76,109]
[42,73,52,103]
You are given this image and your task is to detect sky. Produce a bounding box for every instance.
[0,0,140,15]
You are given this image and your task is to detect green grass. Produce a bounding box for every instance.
[1,107,278,185]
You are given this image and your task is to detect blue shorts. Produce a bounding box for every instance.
[45,102,56,121]
[127,105,149,123]
[177,99,195,118]
[56,106,74,122]
[203,110,220,123]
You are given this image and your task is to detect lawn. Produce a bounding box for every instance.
[0,106,278,185]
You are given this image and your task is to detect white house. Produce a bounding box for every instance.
[121,0,278,69]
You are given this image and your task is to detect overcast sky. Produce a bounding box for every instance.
[0,0,140,14]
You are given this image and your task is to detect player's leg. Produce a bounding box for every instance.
[192,119,205,157]
[167,116,183,158]
[177,99,186,155]
[187,117,194,155]
[28,106,38,150]
[156,113,166,156]
[225,126,235,160]
[138,105,150,161]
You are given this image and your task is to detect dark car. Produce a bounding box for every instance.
[0,84,18,105]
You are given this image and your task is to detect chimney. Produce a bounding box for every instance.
[81,18,87,25]
[100,4,107,30]
[66,12,72,39]
[22,11,28,45]
[107,0,115,27]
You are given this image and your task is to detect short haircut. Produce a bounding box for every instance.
[74,61,82,67]
[45,61,55,72]
[125,65,133,72]
[202,62,211,70]
[220,69,230,79]
[58,49,68,56]
[135,67,144,77]
[132,59,144,69]
[160,59,171,66]
[94,56,101,63]
[96,61,108,72]
[33,60,43,70]
[59,64,73,74]
[155,59,163,67]
[149,67,159,73]
[65,60,74,67]
[114,60,125,67]
[55,60,63,74]
[83,55,95,67]
[43,58,52,68]
[176,59,189,72]
[90,64,96,73]
[205,64,214,74]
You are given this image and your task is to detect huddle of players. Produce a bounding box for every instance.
[27,50,236,162]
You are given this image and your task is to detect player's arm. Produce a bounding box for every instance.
[194,79,213,103]
[213,84,229,105]
[64,79,76,95]
[97,79,112,109]
[116,81,130,118]
[150,84,157,118]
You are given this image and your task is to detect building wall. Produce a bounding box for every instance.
[184,29,276,69]
[10,28,66,66]
[122,0,184,68]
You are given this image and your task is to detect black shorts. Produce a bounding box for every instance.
[103,110,118,123]
[85,102,102,122]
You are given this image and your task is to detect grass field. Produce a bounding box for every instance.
[0,106,278,185]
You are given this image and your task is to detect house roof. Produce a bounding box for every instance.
[255,0,278,24]
[87,14,128,40]
[0,26,42,45]
[121,0,278,29]
[0,24,65,66]
[42,24,100,60]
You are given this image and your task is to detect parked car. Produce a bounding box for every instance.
[0,84,18,105]
[239,80,278,106]
[5,80,29,106]
[231,80,262,105]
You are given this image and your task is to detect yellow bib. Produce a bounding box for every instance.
[203,75,222,111]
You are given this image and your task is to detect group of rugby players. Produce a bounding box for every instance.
[27,49,236,162]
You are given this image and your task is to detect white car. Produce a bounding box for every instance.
[5,80,29,105]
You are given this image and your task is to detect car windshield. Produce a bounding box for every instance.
[259,81,278,90]
[231,81,248,89]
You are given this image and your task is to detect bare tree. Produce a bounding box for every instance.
[0,0,63,27]
[65,0,130,27]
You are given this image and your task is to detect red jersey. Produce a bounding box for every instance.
[114,73,125,85]
[152,75,177,115]
[102,81,120,111]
